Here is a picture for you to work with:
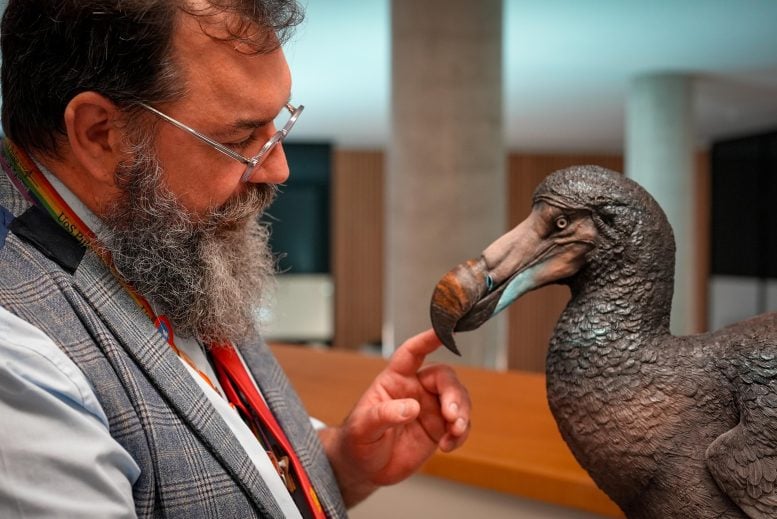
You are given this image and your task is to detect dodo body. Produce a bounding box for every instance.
[431,166,777,518]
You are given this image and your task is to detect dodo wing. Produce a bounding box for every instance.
[705,351,777,518]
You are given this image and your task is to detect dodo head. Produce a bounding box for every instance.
[430,165,675,354]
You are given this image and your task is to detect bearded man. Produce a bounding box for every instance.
[0,1,471,517]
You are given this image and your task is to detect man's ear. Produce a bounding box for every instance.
[63,91,127,185]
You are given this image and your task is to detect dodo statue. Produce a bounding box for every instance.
[430,165,777,519]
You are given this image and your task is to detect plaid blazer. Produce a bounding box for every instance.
[0,166,347,518]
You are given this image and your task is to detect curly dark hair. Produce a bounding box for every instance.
[0,0,304,156]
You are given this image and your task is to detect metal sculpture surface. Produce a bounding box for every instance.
[430,165,777,519]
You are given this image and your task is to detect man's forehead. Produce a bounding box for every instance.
[172,11,283,72]
[175,4,280,53]
[169,10,291,116]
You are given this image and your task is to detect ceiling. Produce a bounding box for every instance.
[284,0,777,152]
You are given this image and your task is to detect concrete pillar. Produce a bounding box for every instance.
[386,0,505,366]
[626,74,697,335]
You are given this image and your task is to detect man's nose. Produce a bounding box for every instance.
[244,130,290,184]
[256,142,290,184]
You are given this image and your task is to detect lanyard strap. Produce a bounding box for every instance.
[210,345,325,519]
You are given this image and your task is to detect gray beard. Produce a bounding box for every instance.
[97,142,278,345]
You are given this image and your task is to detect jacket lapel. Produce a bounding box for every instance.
[72,252,283,518]
[241,341,348,518]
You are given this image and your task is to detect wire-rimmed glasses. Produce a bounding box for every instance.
[138,101,304,182]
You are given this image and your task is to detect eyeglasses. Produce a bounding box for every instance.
[138,101,304,183]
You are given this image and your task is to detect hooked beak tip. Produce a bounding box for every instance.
[445,341,462,357]
[430,294,463,355]
[430,313,462,356]
[429,258,489,357]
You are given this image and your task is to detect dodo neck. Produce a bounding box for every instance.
[551,270,673,358]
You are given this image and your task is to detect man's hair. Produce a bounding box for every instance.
[0,0,303,155]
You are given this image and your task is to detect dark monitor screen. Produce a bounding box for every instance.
[263,142,331,274]
[711,130,777,278]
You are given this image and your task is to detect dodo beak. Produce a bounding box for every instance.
[430,203,595,354]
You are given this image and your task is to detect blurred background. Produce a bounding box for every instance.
[3,0,775,371]
[264,0,777,371]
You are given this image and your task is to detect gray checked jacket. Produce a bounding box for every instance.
[0,157,347,518]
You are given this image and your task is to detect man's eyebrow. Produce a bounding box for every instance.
[215,97,292,137]
[207,117,271,140]
[233,117,275,131]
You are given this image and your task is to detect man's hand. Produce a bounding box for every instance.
[318,329,471,507]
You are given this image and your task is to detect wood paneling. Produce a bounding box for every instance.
[332,150,384,350]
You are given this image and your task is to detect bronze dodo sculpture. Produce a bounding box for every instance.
[430,165,777,519]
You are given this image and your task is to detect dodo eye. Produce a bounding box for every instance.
[555,216,569,230]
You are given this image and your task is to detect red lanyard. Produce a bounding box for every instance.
[210,345,325,518]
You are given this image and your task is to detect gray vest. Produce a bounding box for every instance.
[0,162,347,518]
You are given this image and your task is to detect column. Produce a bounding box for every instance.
[386,0,505,366]
[626,73,697,335]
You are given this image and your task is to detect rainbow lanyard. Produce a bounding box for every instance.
[1,139,221,393]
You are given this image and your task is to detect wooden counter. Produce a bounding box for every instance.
[270,344,624,517]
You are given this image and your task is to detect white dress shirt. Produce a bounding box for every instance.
[0,170,305,518]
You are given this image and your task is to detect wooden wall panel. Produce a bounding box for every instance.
[332,150,384,350]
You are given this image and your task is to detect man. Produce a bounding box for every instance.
[0,1,471,518]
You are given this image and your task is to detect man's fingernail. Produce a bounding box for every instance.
[449,402,459,414]
[400,403,409,417]
[454,418,467,433]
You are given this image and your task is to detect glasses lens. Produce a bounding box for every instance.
[283,106,302,133]
[240,105,302,183]
[255,133,282,165]
[240,134,281,182]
